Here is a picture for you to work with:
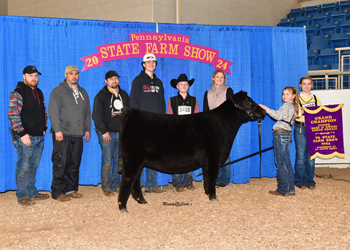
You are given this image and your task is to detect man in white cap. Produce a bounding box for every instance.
[49,65,91,202]
[130,53,166,193]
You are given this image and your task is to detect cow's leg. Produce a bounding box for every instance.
[203,162,220,201]
[131,173,147,204]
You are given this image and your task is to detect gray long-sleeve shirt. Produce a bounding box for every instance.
[266,101,295,131]
[49,81,91,137]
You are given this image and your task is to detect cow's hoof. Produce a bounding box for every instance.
[136,198,147,204]
[120,208,129,213]
[210,198,217,201]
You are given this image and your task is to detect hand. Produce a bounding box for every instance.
[102,132,111,143]
[84,131,91,142]
[55,132,63,141]
[43,131,46,135]
[20,134,31,146]
[259,104,268,111]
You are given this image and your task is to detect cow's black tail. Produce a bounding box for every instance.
[117,107,131,174]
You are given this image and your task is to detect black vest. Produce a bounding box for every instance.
[170,93,196,115]
[15,82,46,136]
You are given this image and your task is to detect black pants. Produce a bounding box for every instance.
[51,134,83,199]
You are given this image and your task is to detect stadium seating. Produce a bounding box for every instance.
[308,49,319,65]
[321,2,339,12]
[339,19,350,32]
[330,32,350,47]
[319,21,340,35]
[282,2,350,72]
[309,35,331,50]
[312,13,330,24]
[330,9,349,22]
[317,48,338,65]
[304,5,321,16]
[339,1,350,10]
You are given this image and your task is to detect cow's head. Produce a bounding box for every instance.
[231,91,266,120]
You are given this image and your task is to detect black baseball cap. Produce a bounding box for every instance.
[23,65,41,75]
[105,71,121,80]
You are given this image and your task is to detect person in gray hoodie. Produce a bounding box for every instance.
[49,65,91,202]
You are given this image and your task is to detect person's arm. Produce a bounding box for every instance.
[194,98,200,113]
[92,94,107,135]
[84,94,91,142]
[159,81,166,114]
[43,96,48,134]
[8,91,25,136]
[166,99,173,115]
[130,78,139,109]
[48,88,62,134]
[203,91,209,112]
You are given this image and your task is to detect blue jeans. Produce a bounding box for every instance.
[216,156,231,185]
[273,131,295,195]
[141,168,157,191]
[294,124,316,187]
[14,135,45,200]
[97,131,121,192]
[172,172,193,188]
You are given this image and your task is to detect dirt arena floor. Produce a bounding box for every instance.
[0,167,349,250]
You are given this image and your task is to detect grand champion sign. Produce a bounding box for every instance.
[80,33,233,74]
[304,104,345,160]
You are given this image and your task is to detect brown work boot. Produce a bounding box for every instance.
[145,187,165,193]
[68,191,83,198]
[186,184,195,190]
[104,190,114,196]
[34,193,50,200]
[18,198,35,206]
[176,186,185,192]
[57,194,71,202]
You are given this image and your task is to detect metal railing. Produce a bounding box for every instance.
[308,47,350,90]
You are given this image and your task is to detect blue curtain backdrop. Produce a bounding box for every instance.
[0,15,308,192]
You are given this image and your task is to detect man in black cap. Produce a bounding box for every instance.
[8,65,49,206]
[92,71,130,196]
[166,73,199,192]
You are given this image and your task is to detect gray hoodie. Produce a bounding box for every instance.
[49,80,91,137]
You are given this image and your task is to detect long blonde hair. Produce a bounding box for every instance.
[283,86,299,113]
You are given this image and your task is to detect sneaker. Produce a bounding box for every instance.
[68,191,83,198]
[57,194,71,202]
[186,184,195,190]
[104,190,114,196]
[18,198,35,206]
[176,186,185,192]
[216,182,228,188]
[34,193,50,200]
[307,185,315,190]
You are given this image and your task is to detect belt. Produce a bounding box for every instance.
[295,121,304,126]
[273,129,289,134]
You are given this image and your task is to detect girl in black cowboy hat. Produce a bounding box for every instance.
[166,74,199,192]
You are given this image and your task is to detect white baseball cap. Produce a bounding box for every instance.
[142,53,157,62]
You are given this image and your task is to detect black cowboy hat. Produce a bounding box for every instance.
[170,74,195,89]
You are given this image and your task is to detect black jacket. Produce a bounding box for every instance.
[14,82,46,137]
[130,71,165,114]
[92,85,130,134]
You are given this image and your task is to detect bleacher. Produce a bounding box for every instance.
[278,1,350,89]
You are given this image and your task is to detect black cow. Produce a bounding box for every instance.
[117,91,266,212]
